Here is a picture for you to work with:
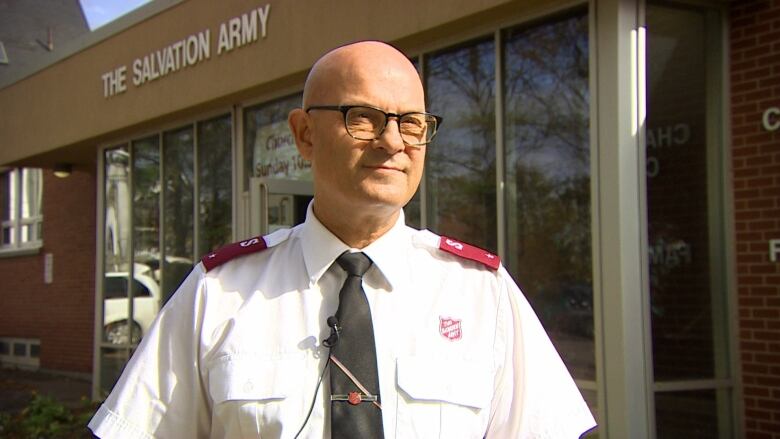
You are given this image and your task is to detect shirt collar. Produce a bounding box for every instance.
[299,203,410,290]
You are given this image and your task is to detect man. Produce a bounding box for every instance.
[89,41,596,438]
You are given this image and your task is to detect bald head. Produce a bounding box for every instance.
[302,41,423,109]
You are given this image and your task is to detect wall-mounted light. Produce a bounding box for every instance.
[53,163,72,178]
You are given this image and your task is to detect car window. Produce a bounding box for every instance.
[104,276,152,298]
[132,279,152,297]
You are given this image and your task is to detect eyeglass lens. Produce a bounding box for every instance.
[345,107,436,145]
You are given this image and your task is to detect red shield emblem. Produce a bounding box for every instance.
[348,392,362,405]
[439,316,462,341]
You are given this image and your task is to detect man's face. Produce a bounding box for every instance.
[300,49,426,217]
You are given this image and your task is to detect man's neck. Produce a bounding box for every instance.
[312,201,400,249]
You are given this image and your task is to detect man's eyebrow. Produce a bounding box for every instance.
[341,103,428,113]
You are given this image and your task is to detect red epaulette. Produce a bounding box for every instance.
[439,236,500,270]
[201,236,268,271]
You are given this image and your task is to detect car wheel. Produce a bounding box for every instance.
[104,320,142,345]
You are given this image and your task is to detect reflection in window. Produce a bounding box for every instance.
[103,147,131,347]
[132,136,161,345]
[425,39,497,252]
[100,117,233,393]
[647,4,718,383]
[244,94,307,191]
[647,4,731,436]
[163,126,194,304]
[655,390,720,438]
[503,12,592,380]
[1,168,43,250]
[104,148,130,273]
[198,115,232,256]
[99,347,129,398]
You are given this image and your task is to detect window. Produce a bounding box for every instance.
[647,4,732,436]
[1,168,43,252]
[243,93,307,191]
[503,11,593,381]
[425,39,497,252]
[99,114,232,394]
[0,337,40,368]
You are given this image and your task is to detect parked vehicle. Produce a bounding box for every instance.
[103,264,161,345]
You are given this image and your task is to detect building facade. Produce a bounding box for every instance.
[1,0,778,437]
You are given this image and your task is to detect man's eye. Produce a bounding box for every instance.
[349,114,373,125]
[401,116,426,131]
[348,108,382,127]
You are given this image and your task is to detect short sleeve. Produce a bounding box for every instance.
[487,266,597,438]
[89,264,211,439]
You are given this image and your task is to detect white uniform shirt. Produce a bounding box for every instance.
[89,207,596,438]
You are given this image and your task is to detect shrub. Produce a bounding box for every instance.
[0,392,98,439]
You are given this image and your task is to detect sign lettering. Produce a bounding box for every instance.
[101,4,271,98]
[763,107,779,132]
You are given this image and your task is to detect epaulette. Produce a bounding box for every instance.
[439,235,500,270]
[201,236,268,271]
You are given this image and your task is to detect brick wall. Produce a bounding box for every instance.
[731,0,780,437]
[0,168,96,373]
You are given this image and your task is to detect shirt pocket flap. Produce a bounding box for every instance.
[396,355,493,409]
[209,355,304,404]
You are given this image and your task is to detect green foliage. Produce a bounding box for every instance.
[0,392,98,439]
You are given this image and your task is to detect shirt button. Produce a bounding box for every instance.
[243,380,254,392]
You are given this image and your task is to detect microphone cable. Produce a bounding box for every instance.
[293,316,339,438]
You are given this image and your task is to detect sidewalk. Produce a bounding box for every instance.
[0,367,92,414]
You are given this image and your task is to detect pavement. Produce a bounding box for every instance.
[0,367,93,414]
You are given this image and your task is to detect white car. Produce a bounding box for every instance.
[103,264,161,345]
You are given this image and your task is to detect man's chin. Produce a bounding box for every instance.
[355,189,409,212]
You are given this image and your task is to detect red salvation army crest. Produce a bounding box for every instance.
[439,316,462,341]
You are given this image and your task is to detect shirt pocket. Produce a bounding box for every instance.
[396,355,493,439]
[208,354,306,438]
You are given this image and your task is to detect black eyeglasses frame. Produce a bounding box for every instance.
[305,104,443,146]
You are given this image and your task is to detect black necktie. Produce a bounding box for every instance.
[329,252,384,438]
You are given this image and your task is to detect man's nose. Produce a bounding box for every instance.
[374,118,406,154]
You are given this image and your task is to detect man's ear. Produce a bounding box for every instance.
[288,109,314,161]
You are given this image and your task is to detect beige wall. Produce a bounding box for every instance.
[0,0,563,169]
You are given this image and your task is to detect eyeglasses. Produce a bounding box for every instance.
[305,105,443,147]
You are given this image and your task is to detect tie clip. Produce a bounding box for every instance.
[329,355,383,409]
[331,392,378,405]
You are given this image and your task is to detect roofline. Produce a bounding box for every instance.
[0,0,184,90]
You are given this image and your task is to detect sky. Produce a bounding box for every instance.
[79,0,153,30]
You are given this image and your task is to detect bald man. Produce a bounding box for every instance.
[89,41,596,438]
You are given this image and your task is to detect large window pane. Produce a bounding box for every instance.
[20,169,42,243]
[425,39,497,252]
[503,12,593,380]
[99,347,130,397]
[1,168,43,247]
[131,136,161,345]
[655,390,725,438]
[103,147,132,347]
[647,4,721,382]
[243,93,307,192]
[198,115,232,256]
[163,126,194,305]
[648,4,731,436]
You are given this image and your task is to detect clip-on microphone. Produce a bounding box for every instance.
[323,316,340,347]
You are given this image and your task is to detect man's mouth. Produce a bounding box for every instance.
[366,165,404,173]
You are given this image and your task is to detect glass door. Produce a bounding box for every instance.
[249,177,313,236]
[646,3,732,437]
